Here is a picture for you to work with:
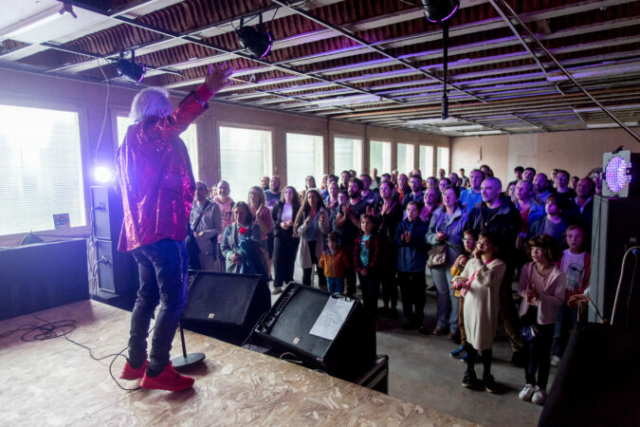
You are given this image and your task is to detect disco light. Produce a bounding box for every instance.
[236,15,273,59]
[602,150,640,198]
[421,0,460,24]
[116,51,146,84]
[94,166,114,184]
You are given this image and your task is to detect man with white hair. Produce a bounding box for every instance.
[117,64,232,391]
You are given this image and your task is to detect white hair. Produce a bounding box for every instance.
[129,87,173,123]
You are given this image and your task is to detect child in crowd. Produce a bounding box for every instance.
[449,229,478,361]
[395,202,430,333]
[319,232,349,295]
[529,196,567,246]
[354,214,381,322]
[551,225,590,367]
[518,234,566,405]
[451,231,506,393]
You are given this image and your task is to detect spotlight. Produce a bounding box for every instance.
[94,166,114,184]
[236,15,273,59]
[116,51,146,84]
[421,0,460,24]
[602,150,640,198]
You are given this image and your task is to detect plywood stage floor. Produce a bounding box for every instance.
[0,301,473,426]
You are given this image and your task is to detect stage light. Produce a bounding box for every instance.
[421,0,460,24]
[602,150,640,198]
[236,15,273,59]
[116,51,146,84]
[94,166,114,184]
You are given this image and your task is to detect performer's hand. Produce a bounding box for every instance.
[361,268,368,277]
[204,63,233,95]
[281,222,290,230]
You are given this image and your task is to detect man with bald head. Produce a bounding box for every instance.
[465,177,525,366]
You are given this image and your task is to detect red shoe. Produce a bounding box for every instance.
[120,360,149,380]
[140,363,194,392]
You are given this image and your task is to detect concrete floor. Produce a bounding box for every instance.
[278,269,552,427]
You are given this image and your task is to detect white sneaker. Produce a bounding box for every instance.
[550,355,560,367]
[519,384,535,401]
[271,287,283,295]
[532,386,547,405]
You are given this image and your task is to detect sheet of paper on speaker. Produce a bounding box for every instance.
[309,297,354,341]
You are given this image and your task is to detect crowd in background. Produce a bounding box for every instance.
[188,163,602,404]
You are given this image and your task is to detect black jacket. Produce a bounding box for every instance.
[272,201,300,240]
[464,194,521,262]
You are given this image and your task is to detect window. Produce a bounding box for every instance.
[419,145,434,177]
[116,116,199,180]
[397,143,415,175]
[219,126,272,197]
[436,147,450,176]
[334,136,362,175]
[369,140,391,175]
[0,105,86,235]
[286,133,324,191]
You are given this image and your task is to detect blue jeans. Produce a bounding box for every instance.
[128,239,189,372]
[553,303,577,358]
[327,277,345,294]
[431,265,458,332]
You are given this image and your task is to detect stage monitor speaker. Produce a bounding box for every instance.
[95,239,139,294]
[589,196,640,325]
[181,272,271,346]
[539,323,640,426]
[252,283,377,382]
[91,185,124,241]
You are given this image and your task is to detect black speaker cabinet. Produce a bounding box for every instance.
[539,323,640,426]
[181,272,271,346]
[0,239,89,321]
[91,185,124,242]
[589,196,640,325]
[95,239,139,294]
[253,283,377,382]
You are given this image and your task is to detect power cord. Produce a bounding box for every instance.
[0,310,150,392]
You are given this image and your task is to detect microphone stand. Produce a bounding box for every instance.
[172,322,205,369]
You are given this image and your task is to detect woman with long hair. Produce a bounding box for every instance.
[426,185,468,338]
[220,201,265,275]
[247,185,274,250]
[377,180,404,318]
[271,186,301,294]
[294,189,330,288]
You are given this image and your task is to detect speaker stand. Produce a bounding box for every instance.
[172,323,205,369]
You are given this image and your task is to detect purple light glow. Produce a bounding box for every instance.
[426,4,459,23]
[260,32,273,58]
[137,64,146,83]
[605,156,629,193]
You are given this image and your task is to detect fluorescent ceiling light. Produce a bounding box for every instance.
[0,6,64,39]
[405,117,463,125]
[459,130,503,136]
[439,125,484,132]
[313,94,381,107]
[586,121,638,129]
[574,104,640,114]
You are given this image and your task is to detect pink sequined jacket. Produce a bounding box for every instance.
[116,86,212,252]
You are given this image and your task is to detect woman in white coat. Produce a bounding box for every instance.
[294,189,330,288]
[452,231,506,393]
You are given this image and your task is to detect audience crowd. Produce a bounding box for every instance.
[190,163,600,404]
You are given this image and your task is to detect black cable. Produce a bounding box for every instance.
[0,311,151,392]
